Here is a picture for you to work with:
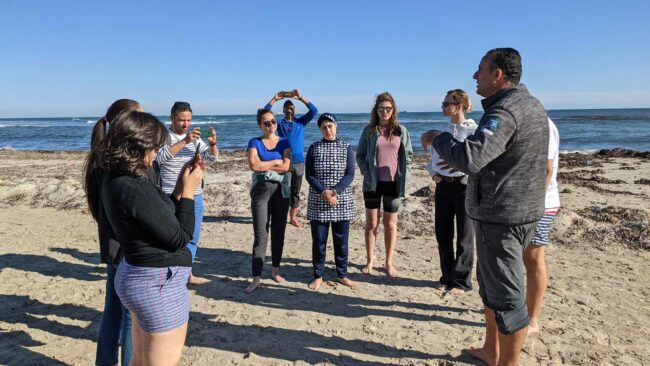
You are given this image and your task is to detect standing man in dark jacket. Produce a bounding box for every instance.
[265,89,318,228]
[432,48,549,366]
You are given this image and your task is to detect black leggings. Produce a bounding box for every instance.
[250,182,290,276]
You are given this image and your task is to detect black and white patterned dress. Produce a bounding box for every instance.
[306,139,355,222]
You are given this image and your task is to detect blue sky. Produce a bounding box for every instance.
[1,0,649,117]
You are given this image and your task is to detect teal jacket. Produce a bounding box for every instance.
[356,124,413,197]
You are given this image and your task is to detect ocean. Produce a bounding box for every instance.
[1,109,649,153]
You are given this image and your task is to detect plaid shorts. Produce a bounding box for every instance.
[531,208,559,246]
[115,260,191,333]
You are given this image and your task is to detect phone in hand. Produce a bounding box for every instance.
[279,91,295,98]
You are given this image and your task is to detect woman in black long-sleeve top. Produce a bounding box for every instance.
[96,110,205,366]
[305,113,356,290]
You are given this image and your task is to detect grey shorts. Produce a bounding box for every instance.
[475,220,536,334]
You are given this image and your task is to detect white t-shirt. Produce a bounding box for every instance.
[546,118,561,208]
[427,119,478,178]
[156,130,217,195]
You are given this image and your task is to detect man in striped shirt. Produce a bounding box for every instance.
[156,101,218,285]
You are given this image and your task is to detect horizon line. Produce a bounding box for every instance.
[2,107,649,120]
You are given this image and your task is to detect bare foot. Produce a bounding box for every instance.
[337,277,355,288]
[434,283,448,291]
[449,288,467,296]
[385,264,397,278]
[271,267,285,283]
[361,263,373,275]
[528,321,540,335]
[188,274,210,285]
[244,278,261,294]
[462,347,498,366]
[308,277,323,290]
[289,208,302,228]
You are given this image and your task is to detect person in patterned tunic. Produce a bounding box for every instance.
[305,113,356,290]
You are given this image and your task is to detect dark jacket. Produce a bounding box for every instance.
[97,167,159,264]
[101,172,194,267]
[432,84,549,225]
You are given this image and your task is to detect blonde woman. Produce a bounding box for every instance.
[422,89,477,295]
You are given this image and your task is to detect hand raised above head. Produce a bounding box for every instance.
[292,89,302,100]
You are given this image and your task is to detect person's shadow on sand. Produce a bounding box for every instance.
[0,330,68,366]
[190,247,482,327]
[0,253,104,282]
[185,311,469,365]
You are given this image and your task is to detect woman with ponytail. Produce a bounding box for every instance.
[83,98,142,366]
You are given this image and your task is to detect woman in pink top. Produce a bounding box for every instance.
[356,92,413,277]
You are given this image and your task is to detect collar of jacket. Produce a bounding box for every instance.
[481,84,528,110]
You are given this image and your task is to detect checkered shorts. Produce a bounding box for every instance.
[115,260,191,333]
[531,208,559,246]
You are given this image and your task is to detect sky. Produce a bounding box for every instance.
[1,0,649,117]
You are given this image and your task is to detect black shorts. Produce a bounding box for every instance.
[363,180,401,213]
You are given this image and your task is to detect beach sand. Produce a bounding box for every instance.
[0,149,648,365]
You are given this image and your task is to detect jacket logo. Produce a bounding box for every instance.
[481,117,500,136]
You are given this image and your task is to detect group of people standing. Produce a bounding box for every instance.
[84,47,560,366]
[246,90,414,292]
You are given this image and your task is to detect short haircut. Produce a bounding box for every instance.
[171,101,192,118]
[487,48,522,85]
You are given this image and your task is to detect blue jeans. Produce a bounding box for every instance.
[310,220,350,278]
[96,263,132,366]
[187,193,204,263]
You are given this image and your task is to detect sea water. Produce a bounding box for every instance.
[1,109,649,153]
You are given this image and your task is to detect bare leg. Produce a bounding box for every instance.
[139,322,188,366]
[129,311,143,366]
[245,276,261,293]
[271,266,285,283]
[524,245,547,335]
[383,211,398,277]
[289,207,302,228]
[496,326,527,366]
[362,208,380,274]
[464,306,499,366]
[308,277,323,290]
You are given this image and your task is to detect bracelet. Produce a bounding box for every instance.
[209,142,217,147]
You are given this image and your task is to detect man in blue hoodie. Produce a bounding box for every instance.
[264,89,318,227]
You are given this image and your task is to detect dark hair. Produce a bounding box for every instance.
[256,108,273,125]
[171,101,192,118]
[83,99,141,221]
[486,48,522,85]
[369,92,399,140]
[102,110,168,177]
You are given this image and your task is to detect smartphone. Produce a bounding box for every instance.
[280,91,294,98]
[191,143,200,171]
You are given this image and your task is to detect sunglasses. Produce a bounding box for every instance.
[442,102,459,107]
[377,106,393,113]
[262,120,277,127]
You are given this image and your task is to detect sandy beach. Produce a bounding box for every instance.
[0,149,648,365]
